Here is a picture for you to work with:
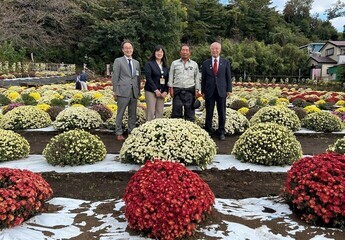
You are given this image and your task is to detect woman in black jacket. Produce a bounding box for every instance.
[144,45,169,121]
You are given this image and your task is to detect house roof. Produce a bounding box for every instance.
[320,41,345,52]
[328,41,345,47]
[309,56,337,64]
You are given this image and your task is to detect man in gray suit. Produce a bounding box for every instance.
[112,40,141,141]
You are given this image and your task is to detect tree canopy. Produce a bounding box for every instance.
[0,0,343,76]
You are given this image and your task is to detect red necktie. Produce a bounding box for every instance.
[213,58,218,75]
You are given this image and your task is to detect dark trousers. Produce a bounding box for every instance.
[171,87,195,121]
[205,88,226,134]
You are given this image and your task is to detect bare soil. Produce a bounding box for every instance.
[17,131,344,239]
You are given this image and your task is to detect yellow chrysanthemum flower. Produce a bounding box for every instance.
[54,93,63,99]
[36,103,51,112]
[336,100,345,107]
[304,105,321,114]
[93,92,103,99]
[277,98,289,104]
[106,104,118,113]
[8,91,20,100]
[238,107,249,115]
[71,104,85,108]
[239,97,248,103]
[315,99,326,105]
[72,93,83,99]
[29,92,41,101]
[335,107,345,113]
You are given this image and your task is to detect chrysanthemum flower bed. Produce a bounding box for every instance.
[0,168,53,229]
[120,118,216,169]
[123,160,215,240]
[250,106,301,131]
[327,136,345,154]
[284,152,345,228]
[53,106,103,131]
[196,108,250,135]
[232,123,302,166]
[43,129,106,166]
[106,107,146,131]
[0,106,51,130]
[302,111,344,132]
[0,129,30,161]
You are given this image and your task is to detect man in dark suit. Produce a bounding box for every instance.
[201,42,232,140]
[112,40,141,141]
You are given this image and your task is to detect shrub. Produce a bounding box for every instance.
[229,99,249,110]
[50,98,67,107]
[0,168,53,229]
[53,106,103,131]
[332,110,345,122]
[0,129,30,161]
[2,103,25,114]
[0,94,11,106]
[327,136,345,154]
[302,111,344,132]
[292,98,308,108]
[106,107,146,131]
[250,106,301,131]
[46,106,64,121]
[120,118,216,169]
[0,106,51,130]
[245,106,260,120]
[284,152,345,228]
[89,104,112,121]
[43,129,106,166]
[19,93,37,106]
[231,123,302,166]
[291,107,307,120]
[123,160,215,240]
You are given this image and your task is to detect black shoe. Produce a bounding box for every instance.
[219,134,225,141]
[205,128,214,135]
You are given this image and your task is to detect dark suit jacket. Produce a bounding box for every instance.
[201,57,232,99]
[144,60,169,93]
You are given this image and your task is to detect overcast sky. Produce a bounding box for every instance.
[270,0,344,31]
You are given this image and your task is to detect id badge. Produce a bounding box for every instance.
[160,77,165,84]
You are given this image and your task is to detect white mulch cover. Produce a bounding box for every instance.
[0,155,343,239]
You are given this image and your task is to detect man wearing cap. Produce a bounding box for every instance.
[168,44,200,121]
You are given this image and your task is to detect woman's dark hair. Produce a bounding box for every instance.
[149,45,168,68]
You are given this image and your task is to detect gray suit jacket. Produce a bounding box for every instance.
[112,56,141,98]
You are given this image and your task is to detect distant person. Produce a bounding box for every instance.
[112,40,141,141]
[80,70,88,90]
[201,42,232,141]
[168,44,200,121]
[74,71,82,90]
[144,45,169,121]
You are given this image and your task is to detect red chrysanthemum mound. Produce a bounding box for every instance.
[0,168,53,229]
[123,160,215,240]
[284,152,345,228]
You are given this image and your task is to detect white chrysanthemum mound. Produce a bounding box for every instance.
[0,129,30,161]
[43,129,106,166]
[53,106,103,131]
[196,108,250,135]
[120,118,217,169]
[250,106,301,131]
[327,136,345,154]
[105,107,146,131]
[231,123,303,166]
[0,106,51,130]
[302,111,344,132]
